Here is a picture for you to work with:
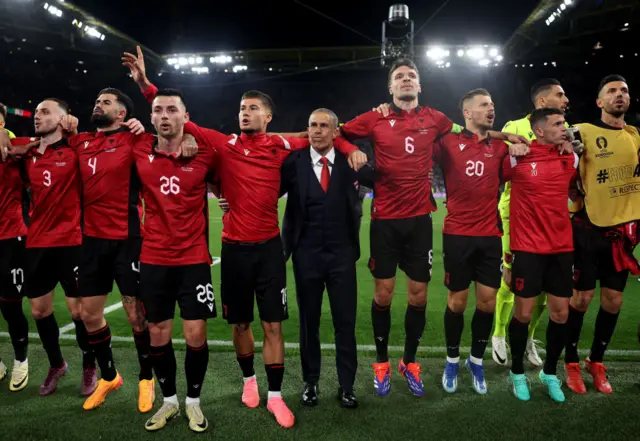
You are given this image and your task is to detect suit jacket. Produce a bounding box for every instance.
[280,147,374,262]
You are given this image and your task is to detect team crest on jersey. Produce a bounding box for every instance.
[148,154,155,163]
[389,120,396,127]
[515,278,524,291]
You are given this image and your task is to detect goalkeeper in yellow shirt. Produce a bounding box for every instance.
[0,103,16,139]
[491,79,570,367]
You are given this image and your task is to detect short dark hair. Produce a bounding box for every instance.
[241,90,275,114]
[0,102,6,120]
[530,78,562,105]
[42,98,70,114]
[459,88,491,113]
[530,107,564,129]
[388,58,419,84]
[154,88,187,109]
[598,74,627,95]
[97,88,134,120]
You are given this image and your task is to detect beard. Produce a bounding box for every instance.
[396,92,417,102]
[34,125,56,137]
[91,112,115,128]
[606,107,628,118]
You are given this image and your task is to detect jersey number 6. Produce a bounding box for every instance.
[405,136,415,154]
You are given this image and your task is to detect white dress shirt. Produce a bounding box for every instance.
[309,146,335,183]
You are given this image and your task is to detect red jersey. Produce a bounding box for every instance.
[142,83,358,243]
[341,103,453,220]
[503,141,579,254]
[134,133,216,266]
[71,128,142,240]
[13,137,83,248]
[0,159,28,240]
[435,130,508,236]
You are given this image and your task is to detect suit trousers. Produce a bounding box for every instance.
[292,245,358,390]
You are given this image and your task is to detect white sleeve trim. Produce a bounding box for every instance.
[277,135,291,150]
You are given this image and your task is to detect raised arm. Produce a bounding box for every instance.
[123,46,228,147]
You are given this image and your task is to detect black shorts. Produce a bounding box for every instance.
[572,220,629,292]
[0,236,27,301]
[511,251,574,299]
[369,214,433,283]
[79,236,141,298]
[443,234,502,292]
[24,246,81,299]
[220,236,287,324]
[139,262,216,323]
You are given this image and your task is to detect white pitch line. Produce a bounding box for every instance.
[58,301,125,335]
[1,331,640,357]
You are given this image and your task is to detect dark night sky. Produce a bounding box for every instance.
[71,0,540,54]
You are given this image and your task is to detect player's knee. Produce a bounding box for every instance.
[80,307,103,329]
[125,309,145,331]
[148,323,171,345]
[31,306,52,320]
[477,297,496,313]
[548,308,568,324]
[407,289,427,307]
[234,322,252,335]
[514,309,533,323]
[262,321,282,340]
[601,289,623,313]
[184,328,206,347]
[572,290,595,311]
[374,287,394,306]
[447,294,467,313]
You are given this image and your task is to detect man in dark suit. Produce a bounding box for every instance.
[280,108,373,409]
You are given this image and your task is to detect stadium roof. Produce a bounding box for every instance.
[504,0,639,63]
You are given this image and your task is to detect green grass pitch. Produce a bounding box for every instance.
[1,198,639,440]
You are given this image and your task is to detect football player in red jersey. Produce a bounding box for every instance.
[434,88,528,395]
[0,126,30,391]
[339,60,527,397]
[52,89,197,412]
[503,107,578,403]
[129,89,216,433]
[9,99,92,397]
[68,88,155,412]
[123,45,364,429]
